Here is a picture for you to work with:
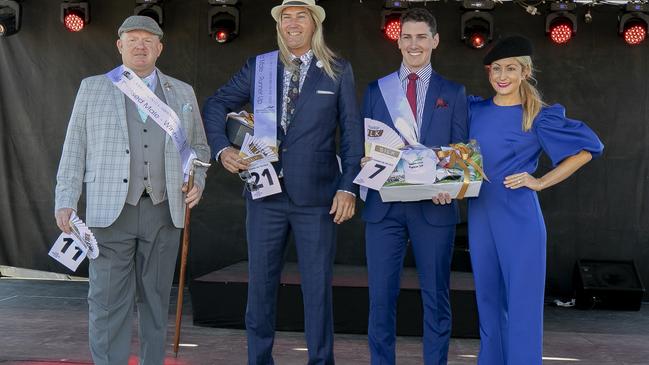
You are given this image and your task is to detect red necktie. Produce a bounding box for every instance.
[406,73,419,119]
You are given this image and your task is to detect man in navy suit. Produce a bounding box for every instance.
[361,8,468,365]
[202,1,363,364]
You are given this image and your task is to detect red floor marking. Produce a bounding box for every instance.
[13,355,188,365]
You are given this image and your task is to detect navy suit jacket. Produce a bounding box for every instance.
[203,53,363,207]
[361,70,468,225]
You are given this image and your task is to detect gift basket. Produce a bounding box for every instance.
[379,140,488,202]
[355,118,488,202]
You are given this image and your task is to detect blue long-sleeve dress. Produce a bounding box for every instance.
[467,97,604,365]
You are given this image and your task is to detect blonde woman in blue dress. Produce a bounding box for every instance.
[468,36,604,365]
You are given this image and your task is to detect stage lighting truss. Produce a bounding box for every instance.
[134,0,163,27]
[618,1,649,45]
[381,0,409,41]
[207,0,240,43]
[545,1,577,44]
[0,0,20,37]
[60,1,89,32]
[461,0,495,49]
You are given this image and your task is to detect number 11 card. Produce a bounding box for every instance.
[48,233,88,272]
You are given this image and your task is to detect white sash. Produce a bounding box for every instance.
[106,65,196,181]
[377,72,421,146]
[254,51,279,160]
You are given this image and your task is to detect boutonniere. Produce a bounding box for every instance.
[435,98,448,108]
[316,60,323,68]
[163,82,172,91]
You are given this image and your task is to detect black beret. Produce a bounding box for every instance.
[483,35,533,65]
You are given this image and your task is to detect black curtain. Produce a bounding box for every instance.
[1,0,647,299]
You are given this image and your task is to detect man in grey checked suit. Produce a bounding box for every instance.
[54,16,210,365]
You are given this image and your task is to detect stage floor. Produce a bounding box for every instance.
[1,278,647,364]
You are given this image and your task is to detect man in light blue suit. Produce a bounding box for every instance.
[202,1,363,364]
[55,16,210,365]
[361,8,468,365]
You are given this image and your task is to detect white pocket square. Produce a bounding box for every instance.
[316,90,335,95]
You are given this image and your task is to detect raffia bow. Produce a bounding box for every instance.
[436,143,489,199]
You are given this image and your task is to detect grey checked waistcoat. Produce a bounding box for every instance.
[125,78,167,205]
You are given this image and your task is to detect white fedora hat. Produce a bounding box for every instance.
[271,0,326,22]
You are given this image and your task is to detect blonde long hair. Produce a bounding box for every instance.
[515,56,545,131]
[276,9,339,80]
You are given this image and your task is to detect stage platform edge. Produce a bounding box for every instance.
[190,261,479,338]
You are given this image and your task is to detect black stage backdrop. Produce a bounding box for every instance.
[0,0,647,300]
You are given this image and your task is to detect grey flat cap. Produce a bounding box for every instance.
[118,15,163,39]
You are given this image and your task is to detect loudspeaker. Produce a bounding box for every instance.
[573,259,645,311]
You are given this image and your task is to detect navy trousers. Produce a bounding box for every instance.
[365,202,455,365]
[245,191,336,365]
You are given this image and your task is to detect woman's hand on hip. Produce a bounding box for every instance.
[504,172,543,191]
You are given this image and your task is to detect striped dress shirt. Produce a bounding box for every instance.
[399,63,432,137]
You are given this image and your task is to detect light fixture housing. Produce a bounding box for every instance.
[618,2,649,45]
[61,1,90,32]
[545,1,577,45]
[134,0,163,27]
[208,0,240,43]
[0,0,21,37]
[380,0,409,41]
[460,0,495,49]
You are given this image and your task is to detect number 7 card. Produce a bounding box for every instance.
[353,143,402,191]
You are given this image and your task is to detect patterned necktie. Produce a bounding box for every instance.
[138,77,154,123]
[283,58,303,132]
[406,72,419,120]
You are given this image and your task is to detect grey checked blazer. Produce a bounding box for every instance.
[55,69,210,228]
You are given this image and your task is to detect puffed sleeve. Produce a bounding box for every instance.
[534,104,604,166]
[467,95,485,129]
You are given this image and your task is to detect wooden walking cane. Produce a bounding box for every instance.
[174,159,210,356]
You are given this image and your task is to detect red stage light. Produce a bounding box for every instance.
[64,11,85,32]
[208,1,239,44]
[545,8,577,46]
[461,9,493,50]
[384,19,401,41]
[215,30,229,43]
[469,33,486,49]
[60,2,89,32]
[623,23,647,45]
[549,22,573,44]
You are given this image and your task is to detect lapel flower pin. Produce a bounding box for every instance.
[316,60,323,68]
[435,98,448,108]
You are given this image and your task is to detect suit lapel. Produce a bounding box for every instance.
[276,59,285,140]
[154,70,187,148]
[112,81,128,141]
[158,71,178,146]
[419,72,442,145]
